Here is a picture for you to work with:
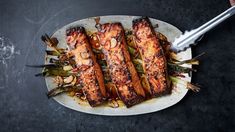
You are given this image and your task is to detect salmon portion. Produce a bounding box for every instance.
[66,27,106,107]
[97,23,145,107]
[132,17,171,97]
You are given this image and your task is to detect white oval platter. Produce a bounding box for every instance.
[45,15,191,116]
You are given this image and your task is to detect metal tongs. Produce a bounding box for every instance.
[171,6,235,52]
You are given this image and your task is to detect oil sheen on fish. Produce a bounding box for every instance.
[97,23,145,107]
[132,17,171,97]
[66,27,106,107]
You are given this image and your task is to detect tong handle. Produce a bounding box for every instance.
[178,6,235,47]
[196,6,235,34]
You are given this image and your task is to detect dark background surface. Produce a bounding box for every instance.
[0,0,235,132]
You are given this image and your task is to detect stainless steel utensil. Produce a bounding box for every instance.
[171,6,235,52]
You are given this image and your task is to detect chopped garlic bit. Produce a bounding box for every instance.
[108,99,119,108]
[110,38,117,48]
[53,76,63,86]
[64,75,74,84]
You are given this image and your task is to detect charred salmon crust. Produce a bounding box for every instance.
[97,23,145,107]
[132,17,171,97]
[66,26,106,107]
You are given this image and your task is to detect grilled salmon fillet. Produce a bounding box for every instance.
[66,27,106,107]
[97,23,145,107]
[132,17,171,97]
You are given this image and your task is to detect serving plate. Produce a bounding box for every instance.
[45,15,191,116]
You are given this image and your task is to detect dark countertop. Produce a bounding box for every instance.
[0,0,234,132]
